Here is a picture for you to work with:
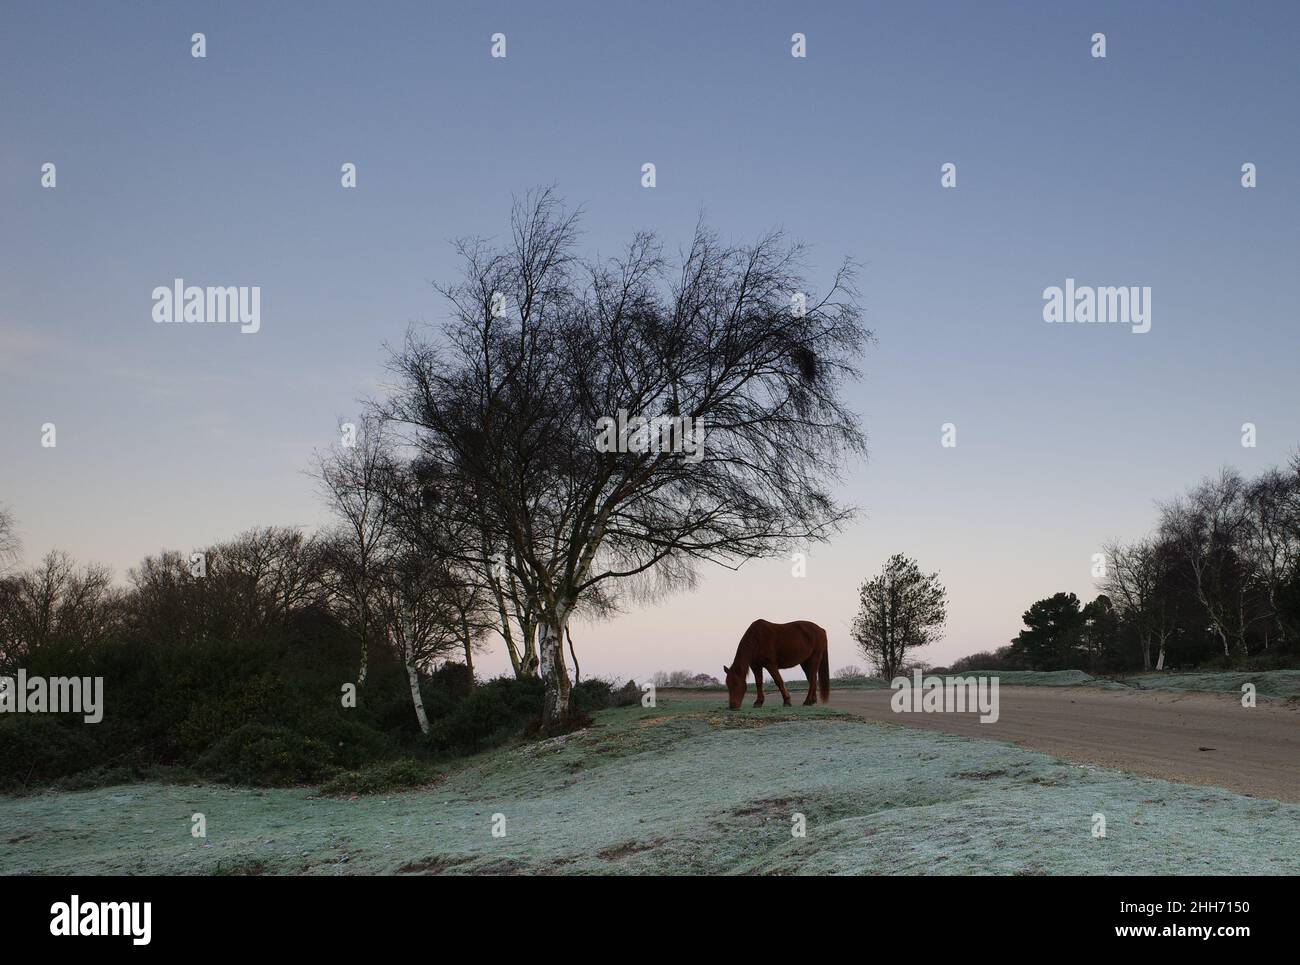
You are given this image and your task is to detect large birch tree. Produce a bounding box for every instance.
[384,189,870,723]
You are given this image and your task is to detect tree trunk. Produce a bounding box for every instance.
[566,625,580,686]
[485,558,523,676]
[538,604,573,726]
[460,614,475,682]
[1140,632,1151,671]
[400,616,430,735]
[1155,639,1166,670]
[356,595,371,687]
[520,616,538,676]
[1215,626,1231,657]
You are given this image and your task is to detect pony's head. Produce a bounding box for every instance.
[723,664,746,710]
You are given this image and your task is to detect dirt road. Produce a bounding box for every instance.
[664,686,1300,802]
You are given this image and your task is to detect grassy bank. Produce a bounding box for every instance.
[1118,669,1300,700]
[1,699,1295,875]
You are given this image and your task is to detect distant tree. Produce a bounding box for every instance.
[652,669,704,688]
[316,414,397,688]
[0,551,120,669]
[1080,594,1120,673]
[947,646,1025,673]
[374,460,496,733]
[833,664,866,680]
[1159,469,1270,658]
[851,553,948,680]
[0,504,18,574]
[128,527,323,648]
[1245,464,1300,650]
[1101,537,1179,670]
[1009,592,1085,670]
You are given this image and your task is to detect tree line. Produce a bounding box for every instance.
[957,455,1300,674]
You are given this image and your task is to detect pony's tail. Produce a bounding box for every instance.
[819,634,831,703]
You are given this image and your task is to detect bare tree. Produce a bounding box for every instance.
[377,460,495,732]
[127,528,323,647]
[0,551,120,668]
[316,415,398,687]
[318,418,490,731]
[851,553,947,680]
[0,504,18,575]
[369,546,463,734]
[1101,537,1177,670]
[385,188,869,723]
[1159,469,1270,658]
[1245,465,1300,649]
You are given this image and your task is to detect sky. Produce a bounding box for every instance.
[2,1,1298,683]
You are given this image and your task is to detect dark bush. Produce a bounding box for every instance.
[303,714,397,770]
[426,675,544,754]
[614,679,641,707]
[319,758,440,796]
[427,661,474,700]
[195,723,337,786]
[0,716,103,791]
[574,676,643,713]
[573,677,615,712]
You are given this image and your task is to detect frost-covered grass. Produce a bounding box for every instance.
[1,700,1295,875]
[1119,669,1300,700]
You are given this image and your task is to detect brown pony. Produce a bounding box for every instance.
[723,619,830,710]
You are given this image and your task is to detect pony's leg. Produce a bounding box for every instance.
[752,665,765,707]
[800,660,817,705]
[769,667,793,706]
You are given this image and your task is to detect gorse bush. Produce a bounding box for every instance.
[0,626,567,791]
[0,714,102,787]
[426,675,545,754]
[196,724,337,786]
[319,758,440,796]
[0,615,417,791]
[573,676,641,713]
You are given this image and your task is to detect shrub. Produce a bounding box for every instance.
[426,675,544,754]
[574,676,641,712]
[428,661,474,700]
[319,758,440,795]
[302,714,397,770]
[573,677,614,712]
[613,679,642,706]
[0,716,103,791]
[195,724,337,786]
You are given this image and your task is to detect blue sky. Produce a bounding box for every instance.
[2,1,1298,680]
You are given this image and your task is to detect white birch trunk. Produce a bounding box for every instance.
[538,600,572,725]
[401,615,430,735]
